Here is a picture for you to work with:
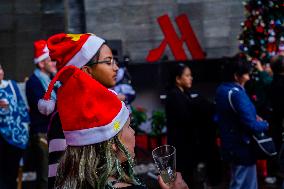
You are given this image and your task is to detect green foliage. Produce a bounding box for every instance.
[131,107,167,136]
[149,110,166,136]
[131,106,147,133]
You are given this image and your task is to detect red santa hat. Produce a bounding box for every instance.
[38,65,129,146]
[34,40,49,64]
[47,33,105,71]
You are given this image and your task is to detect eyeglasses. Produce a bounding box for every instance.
[87,57,118,68]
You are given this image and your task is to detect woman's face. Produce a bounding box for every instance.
[87,44,119,88]
[176,67,193,89]
[117,118,135,161]
[0,66,4,81]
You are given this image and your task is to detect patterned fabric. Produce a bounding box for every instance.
[0,80,30,149]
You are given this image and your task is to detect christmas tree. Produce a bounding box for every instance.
[239,0,284,63]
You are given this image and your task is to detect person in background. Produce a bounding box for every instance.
[268,55,284,186]
[245,58,273,120]
[165,62,221,187]
[269,55,284,154]
[165,63,193,184]
[114,56,136,110]
[246,58,277,184]
[215,54,269,189]
[26,40,57,189]
[0,64,30,189]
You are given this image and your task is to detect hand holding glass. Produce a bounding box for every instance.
[152,145,176,185]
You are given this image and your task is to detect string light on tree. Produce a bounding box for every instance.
[239,0,284,63]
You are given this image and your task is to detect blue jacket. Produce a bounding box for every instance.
[215,82,268,165]
[26,74,51,134]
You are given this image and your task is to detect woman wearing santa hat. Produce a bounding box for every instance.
[39,65,189,189]
[45,33,120,188]
[42,33,189,189]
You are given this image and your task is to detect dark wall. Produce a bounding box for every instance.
[127,59,228,114]
[84,0,244,62]
[0,0,65,81]
[128,58,226,94]
[65,0,86,33]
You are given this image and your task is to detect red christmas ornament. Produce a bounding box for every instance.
[245,20,252,28]
[267,35,277,56]
[256,26,264,33]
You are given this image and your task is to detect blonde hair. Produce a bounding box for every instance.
[54,135,141,189]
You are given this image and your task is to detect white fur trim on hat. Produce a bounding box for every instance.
[64,102,129,146]
[34,52,50,64]
[108,89,118,95]
[66,35,105,68]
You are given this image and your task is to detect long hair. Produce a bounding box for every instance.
[54,135,141,189]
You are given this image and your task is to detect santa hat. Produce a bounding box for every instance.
[47,33,105,71]
[38,65,129,146]
[34,40,49,64]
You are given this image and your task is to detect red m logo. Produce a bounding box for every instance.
[146,14,205,62]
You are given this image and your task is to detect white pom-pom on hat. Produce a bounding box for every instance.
[38,99,55,116]
[37,65,77,116]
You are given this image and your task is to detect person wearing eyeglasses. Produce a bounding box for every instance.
[46,33,119,189]
[45,33,190,189]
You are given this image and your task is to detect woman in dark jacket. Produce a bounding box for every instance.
[166,63,193,181]
[165,63,219,186]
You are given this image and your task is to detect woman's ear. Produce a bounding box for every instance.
[175,76,181,85]
[233,73,238,82]
[81,66,93,76]
[38,61,45,69]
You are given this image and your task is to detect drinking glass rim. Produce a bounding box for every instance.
[152,145,176,159]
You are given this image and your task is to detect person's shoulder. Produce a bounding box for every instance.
[218,83,242,93]
[26,74,41,87]
[216,83,228,95]
[27,73,39,83]
[166,88,181,102]
[8,80,18,86]
[187,89,200,98]
[167,86,180,96]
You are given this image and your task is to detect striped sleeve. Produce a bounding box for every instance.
[47,112,66,189]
